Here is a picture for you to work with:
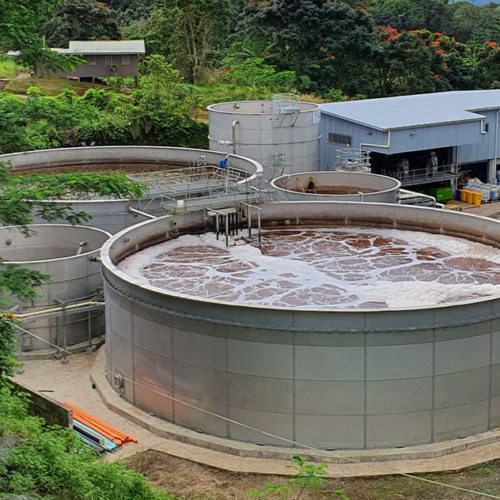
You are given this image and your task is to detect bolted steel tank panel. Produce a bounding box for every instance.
[208,100,321,174]
[102,203,500,450]
[271,171,401,203]
[0,224,110,351]
[1,146,263,234]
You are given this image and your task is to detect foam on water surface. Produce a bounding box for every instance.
[117,229,500,310]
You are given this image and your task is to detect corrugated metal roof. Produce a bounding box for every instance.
[66,40,145,55]
[321,90,500,131]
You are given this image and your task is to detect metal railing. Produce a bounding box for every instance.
[380,164,459,187]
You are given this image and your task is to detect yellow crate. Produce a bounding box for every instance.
[445,205,462,211]
[460,190,469,202]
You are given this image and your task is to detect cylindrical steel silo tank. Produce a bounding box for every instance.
[102,203,500,451]
[0,225,110,352]
[208,100,321,175]
[271,171,400,203]
[1,146,262,234]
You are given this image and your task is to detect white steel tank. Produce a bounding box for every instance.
[208,96,321,175]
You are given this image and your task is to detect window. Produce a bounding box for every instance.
[485,123,490,132]
[328,133,352,145]
[122,55,130,66]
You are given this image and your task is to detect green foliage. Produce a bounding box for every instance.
[0,387,172,500]
[247,457,348,499]
[6,172,148,201]
[0,314,18,382]
[223,57,296,93]
[42,0,122,48]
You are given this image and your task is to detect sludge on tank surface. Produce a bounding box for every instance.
[102,202,500,450]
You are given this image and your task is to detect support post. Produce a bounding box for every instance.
[258,210,262,243]
[225,215,229,247]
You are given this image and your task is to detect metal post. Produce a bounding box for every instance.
[248,207,252,238]
[215,214,219,240]
[87,311,93,352]
[225,215,229,247]
[258,210,262,243]
[61,304,68,365]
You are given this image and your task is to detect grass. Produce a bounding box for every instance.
[4,77,110,96]
[0,58,25,78]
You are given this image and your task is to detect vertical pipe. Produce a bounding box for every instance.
[258,211,262,243]
[61,304,68,365]
[232,120,239,154]
[225,215,229,247]
[216,215,219,240]
[235,212,239,235]
[248,208,252,238]
[88,311,92,350]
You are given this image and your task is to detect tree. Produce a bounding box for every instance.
[234,0,377,95]
[42,0,122,48]
[133,0,232,83]
[370,0,450,33]
[223,57,296,93]
[0,0,57,52]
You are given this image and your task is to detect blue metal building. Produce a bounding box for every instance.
[321,90,500,188]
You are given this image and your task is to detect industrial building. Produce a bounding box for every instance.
[321,90,500,191]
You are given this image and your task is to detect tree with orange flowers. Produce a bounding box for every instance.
[42,0,121,48]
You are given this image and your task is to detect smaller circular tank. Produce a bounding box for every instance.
[208,100,321,174]
[0,225,110,352]
[271,171,401,203]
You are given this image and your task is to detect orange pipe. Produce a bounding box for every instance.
[61,402,137,444]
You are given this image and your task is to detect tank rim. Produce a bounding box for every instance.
[101,205,500,314]
[1,224,111,264]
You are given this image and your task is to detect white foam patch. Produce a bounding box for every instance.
[117,228,500,310]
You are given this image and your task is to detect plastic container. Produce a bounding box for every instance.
[466,190,474,204]
[472,192,482,205]
[460,189,469,202]
[491,188,499,202]
[456,189,461,201]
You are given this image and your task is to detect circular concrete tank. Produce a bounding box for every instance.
[1,146,263,234]
[271,171,400,203]
[208,100,321,174]
[0,225,110,352]
[102,203,500,450]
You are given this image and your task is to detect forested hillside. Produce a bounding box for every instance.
[3,0,500,154]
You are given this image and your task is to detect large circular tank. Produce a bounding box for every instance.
[271,171,400,203]
[1,225,110,352]
[1,146,263,234]
[101,203,500,450]
[208,100,321,174]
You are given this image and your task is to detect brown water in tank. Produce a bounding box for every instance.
[118,229,500,310]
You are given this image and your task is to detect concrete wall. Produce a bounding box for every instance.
[1,146,263,234]
[208,101,321,174]
[12,381,72,428]
[271,172,400,203]
[35,54,140,79]
[102,202,500,449]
